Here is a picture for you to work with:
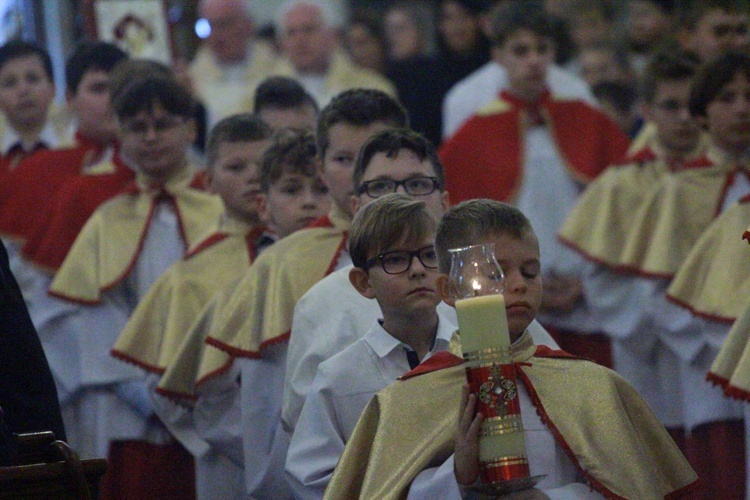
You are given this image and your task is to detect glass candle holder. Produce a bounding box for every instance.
[448,243,530,485]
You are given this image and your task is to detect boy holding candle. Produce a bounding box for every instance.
[286,193,456,499]
[326,199,698,499]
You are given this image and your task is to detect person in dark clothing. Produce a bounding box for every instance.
[0,239,65,448]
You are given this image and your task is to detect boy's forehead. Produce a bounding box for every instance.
[0,54,48,77]
[382,231,435,252]
[487,230,539,258]
[217,139,270,159]
[326,121,391,152]
[502,28,552,48]
[361,149,436,180]
[652,78,691,100]
[125,101,177,120]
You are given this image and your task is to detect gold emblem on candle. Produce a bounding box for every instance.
[478,363,517,416]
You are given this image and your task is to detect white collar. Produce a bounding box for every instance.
[365,310,454,359]
[1,120,60,155]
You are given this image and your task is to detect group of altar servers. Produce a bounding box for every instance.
[2,0,750,498]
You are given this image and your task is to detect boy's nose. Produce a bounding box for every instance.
[409,255,427,276]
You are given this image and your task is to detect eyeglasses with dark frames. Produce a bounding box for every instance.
[357,176,440,198]
[364,245,439,274]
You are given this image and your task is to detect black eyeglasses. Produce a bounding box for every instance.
[358,176,440,198]
[364,246,439,274]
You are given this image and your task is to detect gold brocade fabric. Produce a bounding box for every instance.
[325,332,697,500]
[667,199,750,321]
[206,205,350,356]
[256,49,397,108]
[710,299,750,399]
[156,285,237,403]
[49,167,223,303]
[558,137,710,270]
[709,224,750,399]
[83,157,118,175]
[111,216,257,373]
[558,158,670,268]
[615,147,735,277]
[626,122,657,154]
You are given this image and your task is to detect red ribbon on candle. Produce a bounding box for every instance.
[465,362,530,483]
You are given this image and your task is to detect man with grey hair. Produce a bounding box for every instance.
[272,0,396,106]
[189,0,279,127]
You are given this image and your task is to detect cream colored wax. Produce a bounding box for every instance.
[455,294,511,355]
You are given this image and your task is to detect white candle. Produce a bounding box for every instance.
[455,294,511,355]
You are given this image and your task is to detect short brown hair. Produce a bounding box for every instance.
[690,51,750,118]
[205,114,273,169]
[316,89,408,159]
[260,128,319,192]
[435,199,532,273]
[641,51,698,104]
[488,1,555,48]
[353,128,445,193]
[349,193,437,270]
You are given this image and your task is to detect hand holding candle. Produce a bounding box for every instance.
[448,243,530,486]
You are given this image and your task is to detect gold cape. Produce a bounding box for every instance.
[708,224,750,400]
[156,284,238,404]
[559,137,709,271]
[325,332,698,500]
[48,166,223,303]
[206,205,350,357]
[612,146,737,277]
[252,49,397,108]
[111,216,265,374]
[666,197,750,322]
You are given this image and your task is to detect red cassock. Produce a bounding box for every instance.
[21,152,135,273]
[439,90,630,205]
[0,133,109,244]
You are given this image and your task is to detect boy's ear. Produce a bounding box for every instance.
[349,266,376,300]
[440,190,451,212]
[436,274,456,307]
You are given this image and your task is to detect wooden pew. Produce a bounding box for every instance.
[0,431,107,499]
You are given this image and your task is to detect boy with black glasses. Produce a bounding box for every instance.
[285,193,454,498]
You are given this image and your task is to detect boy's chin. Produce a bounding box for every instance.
[508,319,532,342]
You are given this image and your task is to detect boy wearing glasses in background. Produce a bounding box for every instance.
[285,193,454,499]
[39,74,222,498]
[282,128,473,439]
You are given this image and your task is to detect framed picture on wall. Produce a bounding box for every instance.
[94,0,172,63]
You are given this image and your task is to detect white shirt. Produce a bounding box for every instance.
[34,199,184,458]
[442,62,595,139]
[0,119,61,155]
[282,265,561,434]
[285,312,456,499]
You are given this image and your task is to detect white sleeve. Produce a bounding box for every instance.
[149,377,211,458]
[193,364,243,466]
[283,292,372,433]
[582,265,660,340]
[34,291,140,404]
[285,366,347,500]
[408,455,604,500]
[651,287,707,364]
[282,293,338,434]
[238,346,293,499]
